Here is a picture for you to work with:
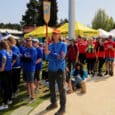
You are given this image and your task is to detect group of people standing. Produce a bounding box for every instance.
[67,35,115,77]
[0,37,43,110]
[0,29,114,115]
[44,31,115,115]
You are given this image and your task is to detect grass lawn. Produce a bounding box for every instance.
[0,61,49,115]
[0,80,50,115]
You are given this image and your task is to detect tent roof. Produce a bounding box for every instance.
[0,34,19,41]
[24,25,53,38]
[0,29,23,34]
[58,22,99,37]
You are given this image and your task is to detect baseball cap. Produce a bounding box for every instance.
[32,38,39,43]
[52,29,61,34]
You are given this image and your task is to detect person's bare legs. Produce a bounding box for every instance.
[30,83,35,99]
[81,81,86,94]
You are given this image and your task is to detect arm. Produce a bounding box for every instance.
[0,56,6,72]
[36,48,43,64]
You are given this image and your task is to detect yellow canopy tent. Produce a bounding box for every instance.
[24,25,53,38]
[58,22,99,37]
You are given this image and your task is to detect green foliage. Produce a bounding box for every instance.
[21,0,40,26]
[48,0,58,27]
[56,18,68,27]
[0,23,21,30]
[92,8,115,31]
[21,0,58,27]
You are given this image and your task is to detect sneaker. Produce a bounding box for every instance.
[12,93,17,99]
[109,71,113,76]
[55,108,65,115]
[46,103,58,111]
[104,72,108,76]
[8,100,13,105]
[0,105,8,110]
[97,73,103,77]
[28,98,35,104]
[35,88,39,94]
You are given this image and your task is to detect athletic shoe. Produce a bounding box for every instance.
[8,100,13,105]
[0,105,8,110]
[55,108,65,115]
[46,103,58,111]
[97,73,103,77]
[109,71,113,76]
[104,72,108,76]
[28,98,35,104]
[12,93,17,99]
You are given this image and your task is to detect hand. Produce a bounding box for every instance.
[44,49,50,55]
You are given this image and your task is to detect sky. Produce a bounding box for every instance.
[0,0,115,26]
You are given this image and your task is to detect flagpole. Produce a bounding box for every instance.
[69,0,75,40]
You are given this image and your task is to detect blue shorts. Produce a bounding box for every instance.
[72,76,83,86]
[23,72,35,83]
[105,58,114,62]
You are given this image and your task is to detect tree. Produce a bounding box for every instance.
[57,18,68,27]
[48,0,58,27]
[21,0,40,26]
[92,8,115,31]
[0,23,21,30]
[21,0,58,27]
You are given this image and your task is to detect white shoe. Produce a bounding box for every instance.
[0,105,8,110]
[8,100,13,105]
[28,98,35,104]
[12,93,17,99]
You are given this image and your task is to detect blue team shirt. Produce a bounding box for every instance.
[71,69,88,80]
[12,46,21,67]
[18,45,26,55]
[46,42,67,71]
[0,49,12,71]
[22,47,37,72]
[36,47,43,70]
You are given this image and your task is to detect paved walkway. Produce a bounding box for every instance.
[30,74,115,115]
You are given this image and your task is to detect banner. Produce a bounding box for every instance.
[43,1,51,24]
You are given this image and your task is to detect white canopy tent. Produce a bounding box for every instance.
[0,29,23,35]
[109,29,115,38]
[0,34,19,41]
[98,29,112,38]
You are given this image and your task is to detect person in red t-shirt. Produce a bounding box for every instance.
[86,38,96,76]
[104,36,115,76]
[96,37,105,76]
[67,39,79,71]
[78,38,87,64]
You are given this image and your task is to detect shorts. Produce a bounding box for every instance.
[23,72,35,83]
[79,53,86,64]
[105,58,114,62]
[72,76,82,87]
[34,70,40,81]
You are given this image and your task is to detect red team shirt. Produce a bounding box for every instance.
[86,42,96,59]
[78,40,88,54]
[104,40,115,58]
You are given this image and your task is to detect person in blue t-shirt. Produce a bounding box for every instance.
[7,37,21,98]
[0,40,13,110]
[21,37,37,102]
[32,38,43,93]
[45,29,67,115]
[71,62,87,94]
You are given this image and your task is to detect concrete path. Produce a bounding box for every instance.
[30,75,115,115]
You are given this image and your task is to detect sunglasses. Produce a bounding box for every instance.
[26,40,32,42]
